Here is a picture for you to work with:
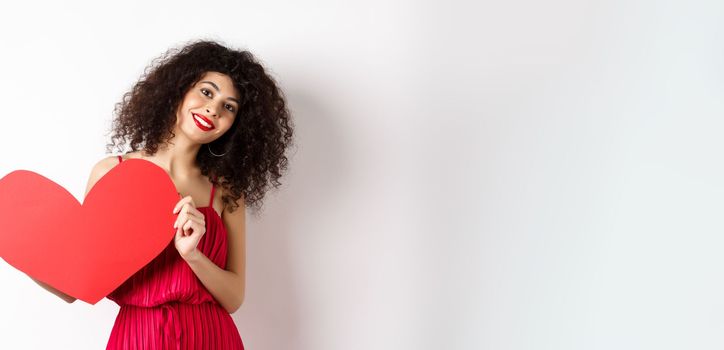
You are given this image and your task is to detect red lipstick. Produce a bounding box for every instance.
[192,113,215,131]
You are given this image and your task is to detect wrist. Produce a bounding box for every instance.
[182,248,203,263]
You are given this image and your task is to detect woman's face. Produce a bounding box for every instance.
[175,71,240,144]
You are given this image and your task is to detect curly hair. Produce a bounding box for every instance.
[105,39,294,215]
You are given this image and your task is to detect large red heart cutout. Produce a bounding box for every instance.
[0,158,180,304]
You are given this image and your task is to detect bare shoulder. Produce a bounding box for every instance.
[84,154,124,197]
[215,176,227,214]
[91,155,123,177]
[89,151,142,177]
[221,191,246,218]
[214,176,245,214]
[218,184,226,213]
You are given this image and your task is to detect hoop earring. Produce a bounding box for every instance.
[206,142,231,157]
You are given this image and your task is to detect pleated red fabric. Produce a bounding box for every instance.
[106,155,245,350]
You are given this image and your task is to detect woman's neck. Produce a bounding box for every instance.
[145,140,202,181]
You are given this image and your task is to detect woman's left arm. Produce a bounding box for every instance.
[182,195,246,314]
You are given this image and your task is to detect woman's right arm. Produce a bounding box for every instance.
[27,156,119,303]
[27,274,77,303]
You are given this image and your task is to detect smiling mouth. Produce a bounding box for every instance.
[192,113,215,130]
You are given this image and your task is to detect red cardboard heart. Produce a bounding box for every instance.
[0,158,180,304]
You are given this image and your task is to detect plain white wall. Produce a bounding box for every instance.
[1,0,723,349]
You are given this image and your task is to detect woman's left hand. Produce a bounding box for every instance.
[172,195,207,261]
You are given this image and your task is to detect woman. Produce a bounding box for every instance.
[30,39,294,349]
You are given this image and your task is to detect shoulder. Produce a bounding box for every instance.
[216,176,246,216]
[91,155,123,176]
[215,176,227,213]
[84,154,124,196]
[91,151,141,176]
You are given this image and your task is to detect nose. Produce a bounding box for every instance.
[205,106,218,118]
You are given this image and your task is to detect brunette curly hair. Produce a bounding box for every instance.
[105,39,294,215]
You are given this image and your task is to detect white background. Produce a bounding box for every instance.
[1,0,723,349]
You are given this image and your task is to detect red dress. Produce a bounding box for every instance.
[106,155,245,350]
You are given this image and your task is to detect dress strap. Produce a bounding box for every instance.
[117,155,123,163]
[208,177,216,208]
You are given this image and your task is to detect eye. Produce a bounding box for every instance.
[201,88,212,97]
[225,104,236,112]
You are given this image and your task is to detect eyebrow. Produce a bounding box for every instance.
[200,81,240,104]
